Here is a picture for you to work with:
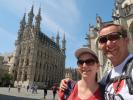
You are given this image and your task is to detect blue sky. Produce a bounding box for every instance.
[0,0,114,68]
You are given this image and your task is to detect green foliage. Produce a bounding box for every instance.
[1,73,13,86]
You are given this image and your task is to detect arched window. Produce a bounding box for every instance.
[21,59,24,66]
[24,72,27,81]
[28,47,30,54]
[124,4,130,15]
[19,71,22,81]
[26,59,29,66]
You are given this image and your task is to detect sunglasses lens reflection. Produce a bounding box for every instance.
[77,59,95,66]
[98,33,122,43]
[99,36,107,43]
[108,34,120,41]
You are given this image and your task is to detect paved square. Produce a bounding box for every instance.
[0,87,58,100]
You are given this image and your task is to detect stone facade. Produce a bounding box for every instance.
[10,6,66,88]
[86,0,133,79]
[65,68,80,81]
[112,0,133,53]
[0,54,14,84]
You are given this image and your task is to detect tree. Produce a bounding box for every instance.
[1,73,13,87]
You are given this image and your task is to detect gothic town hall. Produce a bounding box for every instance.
[10,6,66,88]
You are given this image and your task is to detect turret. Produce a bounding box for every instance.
[62,33,66,54]
[96,14,102,30]
[17,13,26,41]
[115,0,124,17]
[35,7,42,33]
[27,5,34,27]
[56,30,60,46]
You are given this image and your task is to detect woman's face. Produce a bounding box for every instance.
[77,53,99,79]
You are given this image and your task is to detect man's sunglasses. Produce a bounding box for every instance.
[77,59,96,66]
[98,32,127,44]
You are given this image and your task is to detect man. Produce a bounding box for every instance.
[98,24,133,100]
[60,24,133,100]
[43,84,47,99]
[52,83,58,100]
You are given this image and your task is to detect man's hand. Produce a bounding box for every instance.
[59,78,71,92]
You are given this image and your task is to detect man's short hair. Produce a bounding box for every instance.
[98,23,128,37]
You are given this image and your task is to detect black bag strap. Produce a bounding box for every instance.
[109,75,129,83]
[105,56,133,94]
[106,70,111,84]
[98,83,105,100]
[105,70,112,94]
[122,56,133,72]
[124,57,133,94]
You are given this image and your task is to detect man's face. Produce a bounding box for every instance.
[98,25,129,63]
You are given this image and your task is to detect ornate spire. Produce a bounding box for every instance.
[56,30,60,46]
[18,13,26,40]
[20,13,26,31]
[35,7,42,32]
[62,33,66,54]
[96,14,102,30]
[28,5,34,26]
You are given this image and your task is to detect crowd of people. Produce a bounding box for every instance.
[43,83,59,100]
[7,83,59,99]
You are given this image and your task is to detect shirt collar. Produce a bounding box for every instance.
[111,54,133,77]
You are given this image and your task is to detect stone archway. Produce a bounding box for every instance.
[128,22,133,53]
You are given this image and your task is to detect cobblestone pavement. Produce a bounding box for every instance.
[0,87,58,100]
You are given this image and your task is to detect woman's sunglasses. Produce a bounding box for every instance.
[98,32,127,44]
[77,59,96,66]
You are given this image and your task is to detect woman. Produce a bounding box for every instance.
[58,47,104,100]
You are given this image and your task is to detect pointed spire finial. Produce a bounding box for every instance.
[56,30,60,46]
[20,13,26,30]
[35,7,42,32]
[17,13,26,40]
[28,5,34,26]
[62,33,66,54]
